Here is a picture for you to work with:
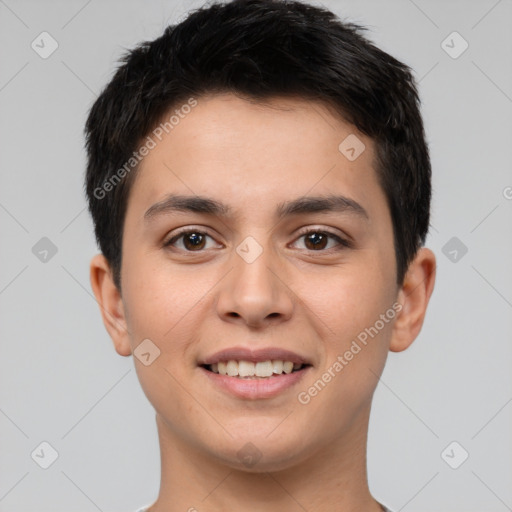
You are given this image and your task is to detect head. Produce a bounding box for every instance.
[85,0,431,293]
[86,0,435,472]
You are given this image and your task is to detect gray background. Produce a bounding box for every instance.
[1,0,511,511]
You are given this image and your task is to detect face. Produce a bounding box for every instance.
[94,93,425,471]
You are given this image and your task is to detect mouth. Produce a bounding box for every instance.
[200,360,312,379]
[197,346,313,399]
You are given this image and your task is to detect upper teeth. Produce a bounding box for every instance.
[210,360,303,377]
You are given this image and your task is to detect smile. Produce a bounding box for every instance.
[203,360,309,378]
[199,362,311,400]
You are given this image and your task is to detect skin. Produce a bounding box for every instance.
[90,93,436,512]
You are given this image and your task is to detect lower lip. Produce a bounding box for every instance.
[199,366,311,400]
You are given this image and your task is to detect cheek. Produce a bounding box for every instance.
[120,259,206,426]
[296,257,393,340]
[120,251,205,347]
[296,290,394,432]
[293,255,395,405]
[120,254,232,408]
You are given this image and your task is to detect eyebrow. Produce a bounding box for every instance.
[143,193,369,223]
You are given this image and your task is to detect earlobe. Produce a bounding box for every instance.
[89,254,132,357]
[389,248,436,353]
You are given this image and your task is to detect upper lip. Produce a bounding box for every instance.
[199,346,312,366]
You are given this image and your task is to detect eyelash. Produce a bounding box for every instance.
[163,227,352,252]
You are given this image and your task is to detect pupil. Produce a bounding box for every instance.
[185,233,205,250]
[306,232,327,250]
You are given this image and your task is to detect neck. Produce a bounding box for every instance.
[147,407,383,512]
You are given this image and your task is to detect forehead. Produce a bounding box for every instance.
[126,93,383,222]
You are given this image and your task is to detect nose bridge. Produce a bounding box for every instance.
[216,234,293,326]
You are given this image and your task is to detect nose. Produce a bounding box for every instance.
[216,242,294,329]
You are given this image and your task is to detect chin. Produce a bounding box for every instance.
[209,435,313,474]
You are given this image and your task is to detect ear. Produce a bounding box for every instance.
[89,253,132,357]
[390,247,436,353]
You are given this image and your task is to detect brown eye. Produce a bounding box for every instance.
[182,232,206,250]
[292,230,350,251]
[304,232,329,250]
[164,230,219,251]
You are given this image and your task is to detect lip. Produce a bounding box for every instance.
[199,346,312,365]
[199,365,312,400]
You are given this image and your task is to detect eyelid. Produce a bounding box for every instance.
[162,226,223,248]
[163,225,352,252]
[290,226,353,250]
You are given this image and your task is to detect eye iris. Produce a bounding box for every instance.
[305,232,328,250]
[184,232,205,250]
